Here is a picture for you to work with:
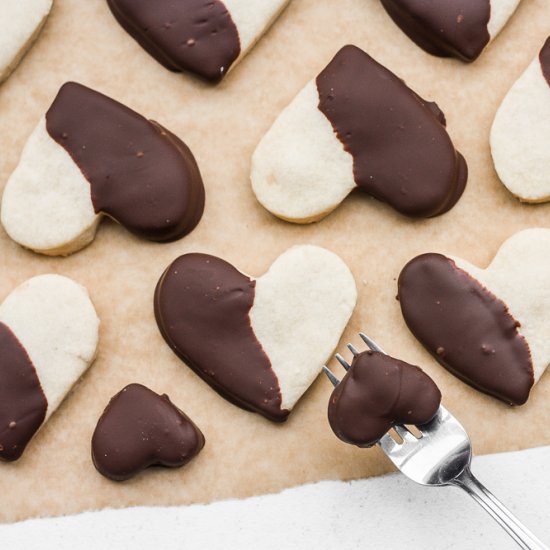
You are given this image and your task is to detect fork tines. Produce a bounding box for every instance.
[323,332,386,386]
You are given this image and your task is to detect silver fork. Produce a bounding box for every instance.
[324,333,548,550]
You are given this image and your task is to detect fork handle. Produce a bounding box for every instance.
[451,468,548,549]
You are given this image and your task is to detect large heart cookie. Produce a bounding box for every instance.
[328,351,441,447]
[491,37,550,202]
[106,0,290,83]
[380,0,521,62]
[398,229,550,405]
[155,245,357,421]
[92,384,204,481]
[1,82,205,256]
[0,0,52,84]
[0,275,99,461]
[251,45,467,224]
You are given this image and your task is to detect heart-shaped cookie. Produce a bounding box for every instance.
[0,0,52,84]
[1,81,205,256]
[106,0,291,83]
[251,45,467,224]
[92,384,205,481]
[155,245,357,421]
[380,0,521,62]
[491,36,550,202]
[398,228,550,405]
[0,275,99,461]
[328,351,441,447]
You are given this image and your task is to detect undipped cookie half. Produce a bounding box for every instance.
[1,82,205,256]
[106,0,291,83]
[0,275,99,461]
[0,0,52,84]
[328,351,441,448]
[380,0,521,62]
[154,245,357,421]
[92,384,204,481]
[491,36,550,202]
[398,229,550,405]
[251,45,467,223]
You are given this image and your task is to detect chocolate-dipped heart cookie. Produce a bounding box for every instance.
[1,82,205,256]
[155,245,357,421]
[106,0,290,83]
[398,229,550,405]
[251,45,467,224]
[328,351,441,447]
[491,36,550,203]
[0,275,99,461]
[92,384,204,481]
[380,0,521,62]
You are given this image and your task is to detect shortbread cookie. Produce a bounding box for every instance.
[106,0,290,83]
[328,351,441,448]
[251,45,467,223]
[398,228,550,406]
[380,0,521,62]
[92,384,204,481]
[1,82,205,256]
[155,245,357,422]
[0,0,53,84]
[491,37,550,202]
[0,275,99,461]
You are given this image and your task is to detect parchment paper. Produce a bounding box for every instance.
[1,0,549,524]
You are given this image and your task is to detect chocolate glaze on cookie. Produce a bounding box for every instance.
[539,37,550,87]
[316,45,467,218]
[0,322,47,461]
[328,351,441,447]
[398,253,534,405]
[154,253,288,422]
[380,0,491,62]
[46,82,205,242]
[106,0,240,82]
[92,384,204,481]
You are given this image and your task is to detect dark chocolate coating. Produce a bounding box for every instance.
[539,36,550,87]
[328,351,441,448]
[380,0,491,62]
[46,82,205,242]
[154,253,287,422]
[316,45,467,218]
[91,383,204,481]
[106,0,240,82]
[0,322,47,461]
[398,253,534,405]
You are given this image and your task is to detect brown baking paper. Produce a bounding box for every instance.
[1,0,550,524]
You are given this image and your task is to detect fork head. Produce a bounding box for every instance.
[324,333,472,486]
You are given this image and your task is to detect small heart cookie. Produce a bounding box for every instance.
[398,229,550,405]
[155,245,357,421]
[1,82,205,256]
[0,0,52,84]
[491,37,550,202]
[92,384,204,481]
[380,0,521,62]
[0,275,99,461]
[328,351,441,447]
[251,45,467,223]
[106,0,290,83]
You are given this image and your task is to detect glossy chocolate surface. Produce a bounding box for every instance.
[380,0,491,62]
[46,82,205,242]
[539,36,550,87]
[398,253,534,405]
[328,351,441,447]
[92,383,204,481]
[154,253,287,422]
[316,45,467,218]
[0,322,47,461]
[106,0,240,82]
